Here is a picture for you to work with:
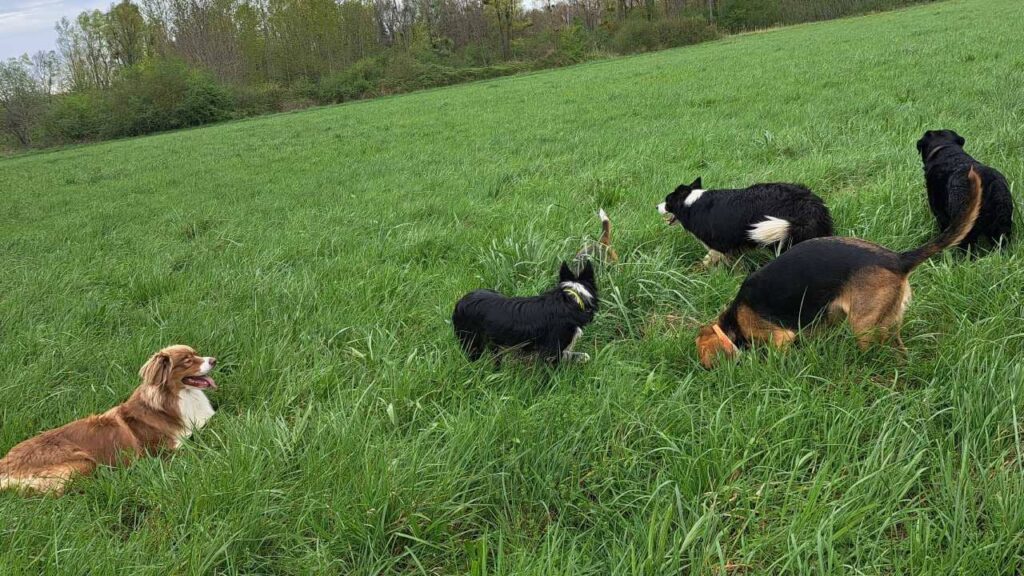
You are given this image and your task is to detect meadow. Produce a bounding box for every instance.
[1,0,1023,572]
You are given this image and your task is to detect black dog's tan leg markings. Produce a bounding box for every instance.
[839,268,910,351]
[735,304,797,349]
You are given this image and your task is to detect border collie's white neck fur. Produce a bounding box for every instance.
[178,388,214,441]
[559,281,594,305]
[683,189,706,207]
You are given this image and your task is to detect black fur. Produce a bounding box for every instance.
[452,261,598,363]
[917,129,1013,249]
[659,177,834,257]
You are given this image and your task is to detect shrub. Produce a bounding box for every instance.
[380,53,438,93]
[716,0,928,31]
[654,17,720,48]
[231,83,287,116]
[179,70,233,126]
[613,17,718,54]
[612,18,660,54]
[45,91,110,143]
[558,23,591,63]
[317,58,384,104]
[106,59,232,137]
[287,77,319,101]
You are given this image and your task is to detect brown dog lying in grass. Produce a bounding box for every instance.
[0,345,218,495]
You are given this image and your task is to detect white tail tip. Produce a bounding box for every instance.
[598,208,608,221]
[748,216,791,245]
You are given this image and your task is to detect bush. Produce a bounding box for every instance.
[612,19,660,54]
[716,0,928,31]
[106,59,232,137]
[654,17,720,48]
[317,58,384,104]
[558,23,591,63]
[45,91,110,143]
[231,83,287,116]
[613,17,718,54]
[381,54,525,94]
[380,53,438,93]
[179,70,233,126]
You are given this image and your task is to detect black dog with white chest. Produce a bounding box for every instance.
[453,261,597,364]
[917,129,1013,249]
[658,177,833,266]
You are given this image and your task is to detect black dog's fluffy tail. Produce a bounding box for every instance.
[575,209,618,264]
[899,166,983,272]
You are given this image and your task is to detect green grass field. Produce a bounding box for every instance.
[2,0,1023,572]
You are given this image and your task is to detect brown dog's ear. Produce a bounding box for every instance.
[139,351,171,388]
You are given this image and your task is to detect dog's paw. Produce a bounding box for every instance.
[702,249,730,268]
[573,352,591,363]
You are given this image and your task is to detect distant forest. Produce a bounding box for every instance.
[1,0,932,150]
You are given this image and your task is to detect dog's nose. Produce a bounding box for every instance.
[209,357,217,367]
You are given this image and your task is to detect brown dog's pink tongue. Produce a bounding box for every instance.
[186,376,217,389]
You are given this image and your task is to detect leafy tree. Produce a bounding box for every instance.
[107,0,148,68]
[0,57,49,146]
[57,11,116,91]
[484,0,520,58]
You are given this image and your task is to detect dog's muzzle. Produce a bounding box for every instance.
[657,203,677,225]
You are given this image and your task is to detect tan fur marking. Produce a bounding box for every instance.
[735,304,797,348]
[832,267,910,350]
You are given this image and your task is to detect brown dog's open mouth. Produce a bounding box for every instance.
[183,375,217,389]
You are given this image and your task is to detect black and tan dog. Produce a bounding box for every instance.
[696,168,983,368]
[917,129,1013,249]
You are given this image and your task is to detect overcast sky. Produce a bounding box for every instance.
[0,0,110,60]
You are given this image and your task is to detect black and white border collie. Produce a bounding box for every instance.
[917,129,1013,250]
[453,261,598,364]
[657,177,834,266]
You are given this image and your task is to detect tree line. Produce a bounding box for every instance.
[1,0,930,150]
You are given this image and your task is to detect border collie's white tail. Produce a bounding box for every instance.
[748,216,791,246]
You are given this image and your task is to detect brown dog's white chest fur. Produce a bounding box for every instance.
[176,388,215,443]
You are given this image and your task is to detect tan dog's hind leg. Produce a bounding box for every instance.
[847,275,910,352]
